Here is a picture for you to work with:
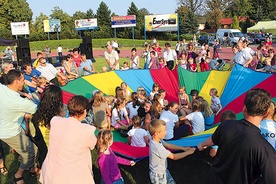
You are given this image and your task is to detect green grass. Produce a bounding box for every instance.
[0,38,173,53]
[1,141,214,184]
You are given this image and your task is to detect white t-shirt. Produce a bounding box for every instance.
[126,102,139,119]
[235,49,253,65]
[104,50,119,70]
[36,63,58,81]
[186,112,204,134]
[127,128,148,147]
[211,96,221,112]
[111,107,128,126]
[163,49,176,61]
[57,46,62,53]
[160,110,179,140]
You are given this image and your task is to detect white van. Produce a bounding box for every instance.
[216,29,244,44]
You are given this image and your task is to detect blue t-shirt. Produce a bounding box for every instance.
[260,119,276,150]
[80,59,93,76]
[24,69,41,93]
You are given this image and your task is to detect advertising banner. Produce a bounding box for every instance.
[10,22,30,35]
[44,19,61,32]
[111,15,136,28]
[145,14,178,32]
[74,18,98,30]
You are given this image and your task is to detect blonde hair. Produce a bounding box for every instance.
[179,86,186,93]
[97,130,113,153]
[149,119,166,136]
[201,100,213,118]
[210,88,219,97]
[132,116,142,128]
[93,91,105,107]
[105,95,115,106]
[102,66,107,72]
[37,76,47,86]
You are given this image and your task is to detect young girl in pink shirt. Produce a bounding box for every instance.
[97,130,135,184]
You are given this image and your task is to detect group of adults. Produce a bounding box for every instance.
[232,36,275,72]
[0,68,97,183]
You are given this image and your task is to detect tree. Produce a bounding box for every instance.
[182,9,199,34]
[125,2,140,38]
[50,6,75,39]
[176,6,189,34]
[31,13,49,41]
[248,0,276,20]
[95,1,112,38]
[96,1,111,27]
[205,0,228,31]
[72,11,87,20]
[177,0,205,14]
[239,17,254,33]
[231,15,240,29]
[86,9,95,19]
[0,0,32,37]
[224,0,252,17]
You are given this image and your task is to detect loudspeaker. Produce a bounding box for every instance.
[16,39,31,66]
[79,36,95,62]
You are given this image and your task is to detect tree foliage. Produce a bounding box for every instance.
[0,0,32,38]
[224,0,252,17]
[177,0,205,14]
[230,15,240,29]
[182,10,199,34]
[95,1,112,38]
[205,0,227,31]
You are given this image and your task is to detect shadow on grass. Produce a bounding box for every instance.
[2,142,213,184]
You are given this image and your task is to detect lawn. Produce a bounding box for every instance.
[1,140,214,184]
[1,49,231,183]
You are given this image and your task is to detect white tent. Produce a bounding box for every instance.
[247,20,276,34]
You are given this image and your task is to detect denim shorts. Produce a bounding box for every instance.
[149,169,176,184]
[100,177,124,184]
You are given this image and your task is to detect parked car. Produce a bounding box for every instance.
[198,35,209,46]
[247,33,266,44]
[198,35,215,46]
[243,34,254,44]
[216,29,244,45]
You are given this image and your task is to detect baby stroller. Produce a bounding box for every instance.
[210,59,226,71]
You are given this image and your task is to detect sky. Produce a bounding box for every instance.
[26,0,178,19]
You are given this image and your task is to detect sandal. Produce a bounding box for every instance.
[0,167,8,176]
[13,176,24,184]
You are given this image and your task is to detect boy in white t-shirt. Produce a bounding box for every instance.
[127,116,149,147]
[180,99,205,134]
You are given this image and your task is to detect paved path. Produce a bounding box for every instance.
[30,46,259,61]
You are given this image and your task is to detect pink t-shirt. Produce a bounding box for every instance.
[73,54,81,67]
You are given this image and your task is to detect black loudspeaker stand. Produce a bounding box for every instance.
[79,36,95,62]
[16,39,31,66]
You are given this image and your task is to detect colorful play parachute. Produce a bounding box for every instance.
[61,64,276,161]
[62,64,276,124]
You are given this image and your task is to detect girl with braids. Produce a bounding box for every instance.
[30,85,63,168]
[97,130,135,184]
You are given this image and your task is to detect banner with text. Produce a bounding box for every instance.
[145,14,178,32]
[10,22,30,35]
[111,15,136,28]
[44,19,61,32]
[74,18,98,30]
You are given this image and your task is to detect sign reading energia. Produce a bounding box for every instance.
[145,14,178,32]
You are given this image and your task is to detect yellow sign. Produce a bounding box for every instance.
[145,14,178,32]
